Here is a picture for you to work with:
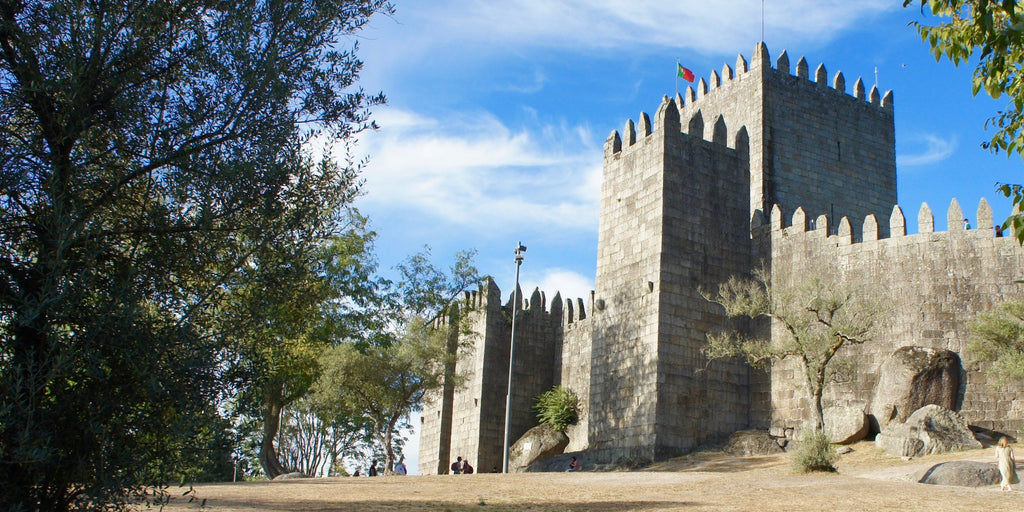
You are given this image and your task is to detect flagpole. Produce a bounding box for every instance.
[761,0,765,42]
[675,58,680,97]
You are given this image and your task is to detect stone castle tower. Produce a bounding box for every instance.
[418,43,1024,474]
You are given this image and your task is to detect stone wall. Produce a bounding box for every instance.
[556,295,593,452]
[588,95,755,462]
[765,200,1024,436]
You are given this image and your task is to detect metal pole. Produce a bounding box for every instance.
[503,242,526,473]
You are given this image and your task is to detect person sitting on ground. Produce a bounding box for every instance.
[567,456,580,472]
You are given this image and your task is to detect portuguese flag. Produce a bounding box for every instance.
[677,63,695,83]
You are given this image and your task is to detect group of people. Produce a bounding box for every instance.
[353,457,407,477]
[449,456,580,474]
[450,456,475,474]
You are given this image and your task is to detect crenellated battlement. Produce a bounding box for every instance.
[760,197,1006,247]
[672,42,893,113]
[604,95,749,156]
[436,276,594,330]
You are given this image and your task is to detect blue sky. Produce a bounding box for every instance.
[347,1,1022,473]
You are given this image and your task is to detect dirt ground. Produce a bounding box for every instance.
[159,442,1024,511]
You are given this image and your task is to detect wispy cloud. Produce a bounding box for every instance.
[897,133,957,167]
[354,107,601,237]
[373,0,898,58]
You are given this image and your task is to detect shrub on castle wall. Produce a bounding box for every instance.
[532,386,580,431]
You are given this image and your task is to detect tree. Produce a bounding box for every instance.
[276,395,372,477]
[0,1,392,509]
[312,249,480,473]
[702,268,880,434]
[903,0,1024,241]
[967,300,1024,385]
[224,213,386,479]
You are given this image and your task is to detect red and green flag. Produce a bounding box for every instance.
[677,63,695,83]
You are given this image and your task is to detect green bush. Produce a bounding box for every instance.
[792,429,838,473]
[532,386,579,431]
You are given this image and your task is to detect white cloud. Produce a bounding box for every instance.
[521,268,595,305]
[354,107,602,236]
[382,0,898,57]
[897,133,957,167]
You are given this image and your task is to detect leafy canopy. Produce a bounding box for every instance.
[0,0,392,509]
[904,0,1024,241]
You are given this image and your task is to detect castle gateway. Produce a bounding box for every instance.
[419,43,1024,474]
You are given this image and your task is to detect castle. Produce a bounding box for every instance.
[417,43,1024,475]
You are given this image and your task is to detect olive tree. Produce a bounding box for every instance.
[702,268,881,433]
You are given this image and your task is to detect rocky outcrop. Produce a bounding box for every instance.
[916,461,1000,487]
[722,430,785,456]
[824,406,869,444]
[875,404,981,457]
[509,424,569,473]
[870,346,961,432]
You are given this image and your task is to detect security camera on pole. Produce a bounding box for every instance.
[502,241,526,474]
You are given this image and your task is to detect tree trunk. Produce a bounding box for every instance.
[260,384,287,479]
[811,384,825,432]
[383,419,397,474]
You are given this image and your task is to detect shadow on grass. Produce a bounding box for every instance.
[645,452,786,473]
[170,499,701,511]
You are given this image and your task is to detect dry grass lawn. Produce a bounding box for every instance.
[159,442,1024,511]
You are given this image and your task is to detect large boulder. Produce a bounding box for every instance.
[722,430,785,456]
[824,406,869,444]
[916,461,1001,487]
[870,346,961,432]
[875,404,981,457]
[509,424,569,472]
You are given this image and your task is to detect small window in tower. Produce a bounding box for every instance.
[837,140,841,161]
[475,398,479,407]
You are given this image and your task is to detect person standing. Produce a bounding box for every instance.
[450,456,462,474]
[393,457,408,475]
[368,460,379,477]
[996,436,1019,491]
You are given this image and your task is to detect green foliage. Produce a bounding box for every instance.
[310,248,480,473]
[0,0,393,509]
[791,430,838,473]
[903,1,1024,243]
[968,301,1024,385]
[703,267,881,431]
[905,0,1024,156]
[532,386,580,431]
